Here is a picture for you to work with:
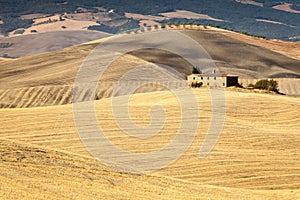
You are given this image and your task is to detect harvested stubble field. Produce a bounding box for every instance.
[0,89,299,199]
[0,28,299,199]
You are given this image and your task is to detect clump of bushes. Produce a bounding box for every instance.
[13,29,25,35]
[0,42,13,48]
[249,79,279,92]
[191,82,203,88]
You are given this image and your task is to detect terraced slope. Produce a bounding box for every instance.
[0,89,299,199]
[0,29,300,108]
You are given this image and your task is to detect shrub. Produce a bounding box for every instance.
[248,83,254,88]
[0,42,13,48]
[14,29,25,35]
[253,79,278,92]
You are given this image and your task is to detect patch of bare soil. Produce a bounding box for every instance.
[160,10,224,21]
[235,0,263,7]
[125,13,166,21]
[126,10,223,27]
[20,13,48,20]
[0,57,14,64]
[256,19,285,25]
[273,3,300,14]
[64,12,112,22]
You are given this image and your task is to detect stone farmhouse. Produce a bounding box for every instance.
[187,72,238,88]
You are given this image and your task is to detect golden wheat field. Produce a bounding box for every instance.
[0,88,299,199]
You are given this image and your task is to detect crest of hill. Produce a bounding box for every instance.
[0,29,299,108]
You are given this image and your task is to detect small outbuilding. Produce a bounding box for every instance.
[187,72,238,88]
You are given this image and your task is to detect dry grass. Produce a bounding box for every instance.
[1,26,300,199]
[0,89,299,199]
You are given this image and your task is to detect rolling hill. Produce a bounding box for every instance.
[0,30,110,58]
[0,25,299,199]
[0,28,299,108]
[0,89,299,199]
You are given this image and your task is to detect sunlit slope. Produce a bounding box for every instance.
[2,140,295,200]
[0,89,299,199]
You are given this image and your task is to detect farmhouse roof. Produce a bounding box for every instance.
[189,73,238,77]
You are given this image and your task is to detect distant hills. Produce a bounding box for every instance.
[0,0,299,41]
[0,30,110,58]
